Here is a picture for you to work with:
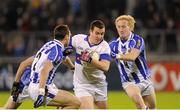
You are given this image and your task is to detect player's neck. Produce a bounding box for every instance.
[88,36,100,45]
[120,36,129,41]
[61,40,66,46]
[55,39,65,47]
[120,32,131,41]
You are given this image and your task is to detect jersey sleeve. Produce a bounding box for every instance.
[99,43,111,61]
[69,34,79,48]
[109,41,118,59]
[47,46,58,62]
[129,35,144,51]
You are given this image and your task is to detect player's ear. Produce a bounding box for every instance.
[89,29,92,34]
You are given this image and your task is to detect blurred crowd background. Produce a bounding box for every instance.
[0,0,180,57]
[0,0,180,90]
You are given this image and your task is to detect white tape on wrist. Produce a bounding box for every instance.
[39,88,45,95]
[116,54,122,59]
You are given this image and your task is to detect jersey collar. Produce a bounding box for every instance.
[54,39,64,48]
[84,35,103,47]
[118,32,133,42]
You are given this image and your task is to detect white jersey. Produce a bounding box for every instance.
[30,39,66,85]
[69,34,111,86]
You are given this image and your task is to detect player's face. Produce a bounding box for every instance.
[90,27,105,44]
[116,20,131,40]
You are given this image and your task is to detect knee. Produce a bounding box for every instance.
[72,97,81,109]
[130,94,146,108]
[131,94,142,103]
[148,103,156,109]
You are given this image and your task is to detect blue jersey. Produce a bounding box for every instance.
[30,39,66,85]
[20,66,31,86]
[109,33,151,84]
[18,66,31,93]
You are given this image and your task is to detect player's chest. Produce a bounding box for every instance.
[118,42,132,54]
[76,42,102,54]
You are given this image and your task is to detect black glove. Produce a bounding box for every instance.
[11,82,20,102]
[80,51,92,63]
[63,46,73,56]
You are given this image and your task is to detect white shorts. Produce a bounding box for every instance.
[13,86,30,103]
[123,78,155,96]
[28,82,59,105]
[74,84,107,101]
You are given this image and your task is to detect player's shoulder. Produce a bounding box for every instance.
[131,33,145,48]
[43,40,56,47]
[101,40,109,46]
[109,37,120,47]
[72,34,87,44]
[73,34,87,38]
[132,33,144,41]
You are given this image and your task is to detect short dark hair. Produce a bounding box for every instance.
[90,20,105,31]
[54,25,69,40]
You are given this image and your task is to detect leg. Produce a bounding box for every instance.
[3,97,21,109]
[95,100,108,109]
[143,92,156,109]
[47,90,80,109]
[79,96,94,109]
[125,84,146,109]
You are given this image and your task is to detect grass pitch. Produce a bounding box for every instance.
[0,91,180,109]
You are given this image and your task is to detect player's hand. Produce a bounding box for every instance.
[63,46,73,56]
[34,95,44,108]
[11,81,20,102]
[34,88,46,108]
[90,51,99,60]
[80,51,92,63]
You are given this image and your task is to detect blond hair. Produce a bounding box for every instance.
[115,15,136,31]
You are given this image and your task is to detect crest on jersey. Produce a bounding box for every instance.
[77,46,83,51]
[137,39,141,48]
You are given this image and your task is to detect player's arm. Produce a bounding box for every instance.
[14,56,34,82]
[62,56,75,70]
[34,59,53,108]
[11,56,34,102]
[39,59,53,89]
[116,48,140,61]
[80,51,110,72]
[91,59,110,72]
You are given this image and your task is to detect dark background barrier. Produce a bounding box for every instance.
[1,61,180,91]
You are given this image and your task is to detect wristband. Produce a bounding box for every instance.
[116,54,122,59]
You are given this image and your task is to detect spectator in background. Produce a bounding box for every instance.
[0,33,6,56]
[165,18,177,53]
[13,35,25,57]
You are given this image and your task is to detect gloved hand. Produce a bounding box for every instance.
[63,46,73,56]
[34,95,44,108]
[34,88,46,108]
[80,51,92,63]
[11,82,20,102]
